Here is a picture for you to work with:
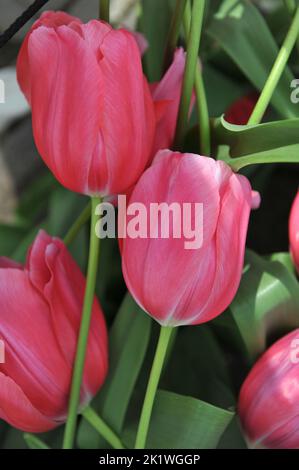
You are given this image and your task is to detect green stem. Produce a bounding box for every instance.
[163,0,187,70]
[174,0,206,149]
[248,6,299,125]
[63,196,102,449]
[64,202,91,246]
[82,406,125,450]
[183,1,210,155]
[134,326,173,449]
[24,434,50,450]
[100,0,110,22]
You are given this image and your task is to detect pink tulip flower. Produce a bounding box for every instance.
[150,48,187,157]
[239,329,299,449]
[121,150,254,326]
[0,230,108,432]
[289,190,299,273]
[17,11,156,196]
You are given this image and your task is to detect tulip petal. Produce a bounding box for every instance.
[0,266,70,419]
[188,171,252,325]
[86,28,155,195]
[0,257,23,270]
[27,24,103,195]
[26,230,108,402]
[289,190,299,272]
[151,48,186,155]
[122,151,223,325]
[0,372,56,432]
[17,11,82,102]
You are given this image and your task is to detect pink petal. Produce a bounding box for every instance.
[151,48,186,156]
[122,151,223,325]
[0,372,56,432]
[90,28,155,195]
[27,25,103,195]
[0,267,70,419]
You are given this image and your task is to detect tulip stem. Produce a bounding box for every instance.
[134,325,173,449]
[82,406,125,449]
[183,1,210,156]
[63,196,102,450]
[64,202,91,246]
[174,0,205,150]
[100,0,110,22]
[163,0,187,70]
[248,6,299,125]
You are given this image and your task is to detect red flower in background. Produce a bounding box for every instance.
[225,92,259,125]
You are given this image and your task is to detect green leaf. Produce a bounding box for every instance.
[24,434,50,449]
[48,188,89,268]
[0,224,27,257]
[16,171,57,225]
[219,250,299,362]
[139,0,172,81]
[214,117,299,169]
[77,293,152,448]
[162,325,235,409]
[48,188,88,239]
[146,390,234,449]
[203,64,248,116]
[207,0,298,119]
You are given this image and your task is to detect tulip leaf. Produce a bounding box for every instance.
[23,433,50,449]
[77,293,152,449]
[0,224,27,257]
[162,325,235,409]
[214,250,299,363]
[214,117,299,169]
[145,390,234,449]
[207,0,298,119]
[139,0,172,81]
[48,188,89,268]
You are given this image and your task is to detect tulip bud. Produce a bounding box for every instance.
[121,150,254,326]
[150,48,187,157]
[239,329,299,449]
[289,190,299,273]
[0,230,108,432]
[17,11,156,196]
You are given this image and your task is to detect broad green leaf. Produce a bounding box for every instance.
[48,188,88,239]
[203,64,248,116]
[207,0,298,119]
[214,117,299,169]
[24,434,50,449]
[217,416,247,449]
[218,250,299,362]
[16,171,57,225]
[162,325,235,409]
[48,188,89,268]
[1,428,26,449]
[146,390,234,449]
[139,0,172,81]
[0,224,27,257]
[77,293,152,448]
